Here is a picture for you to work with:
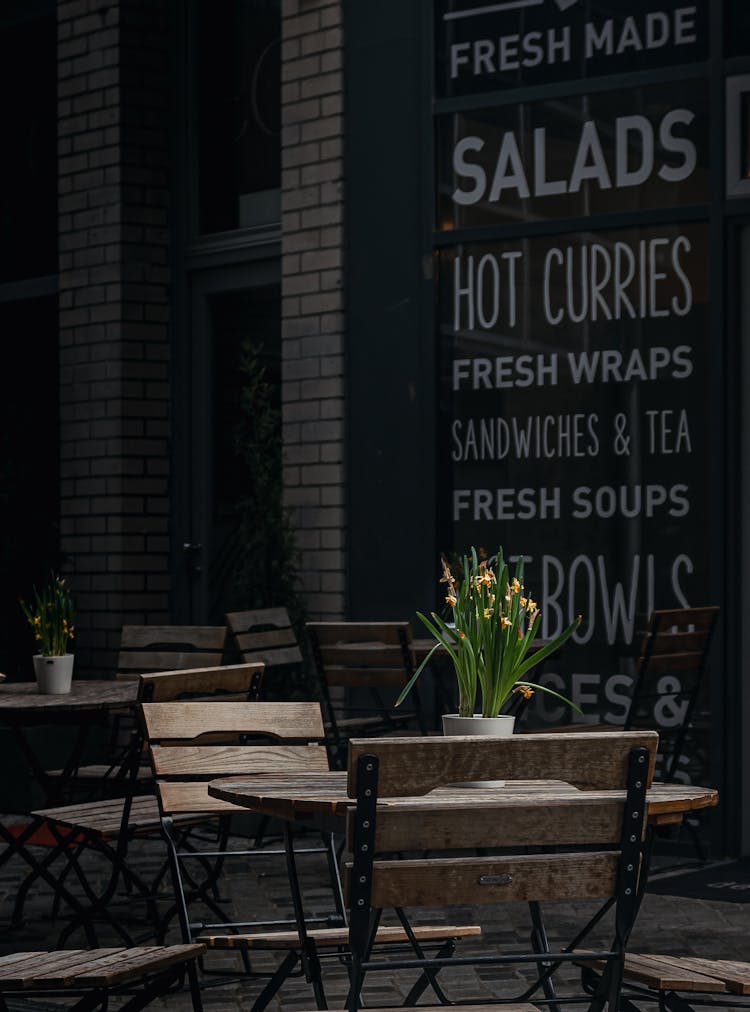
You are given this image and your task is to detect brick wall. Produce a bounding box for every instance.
[281,0,347,618]
[57,0,171,675]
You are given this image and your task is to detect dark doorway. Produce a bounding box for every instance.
[0,295,60,680]
[175,266,281,624]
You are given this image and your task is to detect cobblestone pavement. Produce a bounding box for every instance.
[0,820,747,1012]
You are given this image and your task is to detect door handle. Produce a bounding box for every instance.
[183,542,203,574]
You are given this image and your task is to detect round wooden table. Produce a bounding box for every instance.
[208,770,719,832]
[0,680,138,807]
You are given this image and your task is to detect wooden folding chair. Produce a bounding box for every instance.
[328,730,659,1012]
[541,606,719,859]
[141,700,480,1010]
[0,944,205,1012]
[305,621,426,768]
[542,607,719,778]
[225,605,319,710]
[7,663,263,947]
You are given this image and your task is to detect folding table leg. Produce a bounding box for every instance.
[0,819,99,946]
[283,822,328,1009]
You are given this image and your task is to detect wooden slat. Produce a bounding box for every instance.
[236,629,297,650]
[118,651,225,673]
[239,646,304,666]
[660,957,750,995]
[317,645,409,666]
[360,797,625,851]
[323,668,408,688]
[62,945,205,987]
[577,952,732,993]
[0,950,122,988]
[120,625,228,650]
[350,852,619,908]
[139,664,263,702]
[150,743,329,777]
[226,607,295,632]
[307,622,411,646]
[157,782,244,814]
[332,715,413,731]
[648,631,712,655]
[140,701,325,742]
[651,606,719,631]
[637,652,703,674]
[198,924,482,950]
[347,732,658,797]
[32,796,162,835]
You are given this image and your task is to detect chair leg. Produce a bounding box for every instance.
[529,900,563,1012]
[250,951,300,1012]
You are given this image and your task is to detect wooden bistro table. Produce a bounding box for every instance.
[0,680,139,808]
[208,771,718,838]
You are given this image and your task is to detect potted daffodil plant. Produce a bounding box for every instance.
[20,573,75,694]
[397,547,581,740]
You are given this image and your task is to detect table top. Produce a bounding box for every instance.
[0,680,138,713]
[208,770,719,829]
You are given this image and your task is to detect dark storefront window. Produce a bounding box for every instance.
[211,285,281,520]
[436,0,707,97]
[436,80,710,229]
[0,10,56,282]
[432,0,718,796]
[196,0,281,234]
[725,0,750,59]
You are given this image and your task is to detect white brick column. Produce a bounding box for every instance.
[281,0,346,618]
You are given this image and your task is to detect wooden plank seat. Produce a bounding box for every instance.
[198,923,482,950]
[577,951,750,999]
[31,795,204,837]
[0,944,205,1010]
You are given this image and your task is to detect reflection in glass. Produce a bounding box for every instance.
[0,12,56,282]
[436,80,710,230]
[197,0,281,234]
[742,93,750,182]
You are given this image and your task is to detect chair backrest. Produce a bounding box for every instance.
[141,700,329,817]
[138,662,264,703]
[625,606,719,778]
[225,607,303,668]
[342,731,659,1009]
[305,621,424,765]
[141,699,338,950]
[116,625,228,680]
[305,621,416,690]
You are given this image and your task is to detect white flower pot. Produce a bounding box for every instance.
[441,713,516,787]
[33,654,74,694]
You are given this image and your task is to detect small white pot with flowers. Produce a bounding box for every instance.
[20,574,76,694]
[397,547,581,783]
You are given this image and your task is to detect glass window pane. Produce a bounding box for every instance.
[197,0,281,234]
[0,12,56,282]
[436,79,710,230]
[725,0,750,58]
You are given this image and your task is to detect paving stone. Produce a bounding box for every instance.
[0,825,745,1011]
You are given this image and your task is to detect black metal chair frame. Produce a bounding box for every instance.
[342,745,651,1012]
